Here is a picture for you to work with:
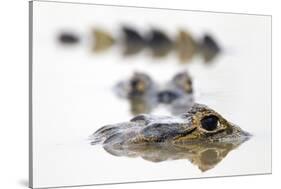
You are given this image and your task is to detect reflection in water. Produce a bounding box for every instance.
[90,103,251,172]
[129,96,156,115]
[102,139,249,172]
[129,95,194,115]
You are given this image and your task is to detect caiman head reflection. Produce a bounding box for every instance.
[90,103,251,172]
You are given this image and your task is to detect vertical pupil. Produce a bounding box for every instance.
[201,115,219,131]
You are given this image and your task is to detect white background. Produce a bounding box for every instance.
[31,1,271,188]
[0,0,279,189]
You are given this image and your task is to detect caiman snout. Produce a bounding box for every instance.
[90,103,251,146]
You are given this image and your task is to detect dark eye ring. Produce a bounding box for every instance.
[200,115,219,131]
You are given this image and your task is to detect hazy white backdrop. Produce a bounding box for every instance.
[31,1,271,188]
[2,1,281,189]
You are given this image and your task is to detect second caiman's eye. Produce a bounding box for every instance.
[200,115,219,131]
[131,79,145,92]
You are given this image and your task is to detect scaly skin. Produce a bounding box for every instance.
[91,104,251,171]
[90,103,251,171]
[91,103,250,145]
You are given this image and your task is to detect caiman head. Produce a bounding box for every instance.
[90,103,251,172]
[90,103,251,146]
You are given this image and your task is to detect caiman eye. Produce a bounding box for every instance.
[131,79,145,92]
[200,115,219,131]
[131,79,140,88]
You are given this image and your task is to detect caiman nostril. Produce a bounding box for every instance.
[130,114,149,124]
